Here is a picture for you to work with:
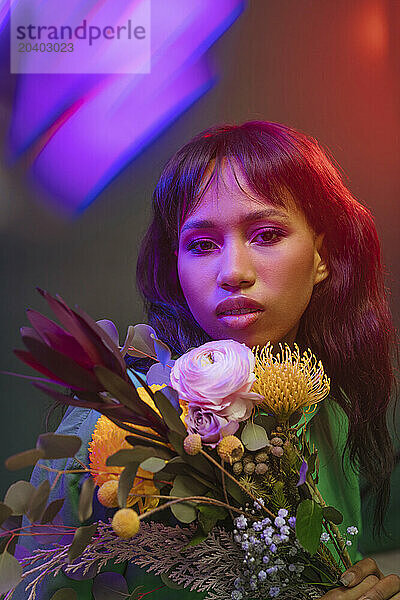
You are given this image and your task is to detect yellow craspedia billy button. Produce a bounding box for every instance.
[112,508,140,539]
[97,480,119,508]
[217,435,244,464]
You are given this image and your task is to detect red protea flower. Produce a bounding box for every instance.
[10,289,169,440]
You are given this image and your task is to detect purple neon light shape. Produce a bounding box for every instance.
[9,0,244,213]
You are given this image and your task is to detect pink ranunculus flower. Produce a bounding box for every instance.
[169,340,264,422]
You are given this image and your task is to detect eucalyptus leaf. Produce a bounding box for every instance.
[36,433,82,459]
[139,457,166,473]
[153,390,186,435]
[50,589,78,600]
[170,500,197,523]
[107,446,171,467]
[41,498,65,524]
[118,462,139,508]
[296,499,323,555]
[68,523,97,562]
[170,474,205,524]
[198,504,228,534]
[27,480,51,523]
[322,506,343,525]
[125,324,157,358]
[160,572,184,589]
[150,334,172,368]
[241,422,269,451]
[5,448,45,470]
[0,551,22,593]
[78,477,95,523]
[92,572,129,600]
[4,481,35,516]
[0,503,12,527]
[146,362,172,386]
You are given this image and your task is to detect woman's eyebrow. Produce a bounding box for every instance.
[180,208,290,234]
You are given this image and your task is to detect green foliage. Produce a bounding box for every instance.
[241,422,269,451]
[198,503,228,534]
[68,523,97,562]
[0,551,22,593]
[296,499,323,556]
[125,323,158,359]
[170,475,206,524]
[160,572,184,589]
[50,589,78,600]
[167,431,214,478]
[0,503,12,526]
[139,457,166,473]
[5,448,45,470]
[41,498,65,524]
[92,572,129,600]
[106,445,171,467]
[322,506,343,525]
[153,390,186,436]
[118,462,139,508]
[271,480,290,512]
[4,481,35,515]
[253,412,276,434]
[27,480,50,522]
[36,433,82,459]
[78,477,95,522]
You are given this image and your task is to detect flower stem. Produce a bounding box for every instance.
[135,494,254,521]
[199,449,276,520]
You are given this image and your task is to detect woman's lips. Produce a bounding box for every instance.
[217,309,263,329]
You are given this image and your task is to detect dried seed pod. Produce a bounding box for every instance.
[243,455,254,465]
[232,461,243,475]
[271,437,284,446]
[255,463,268,475]
[271,446,284,457]
[255,452,269,463]
[244,461,255,474]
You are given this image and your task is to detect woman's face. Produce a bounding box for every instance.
[177,159,328,349]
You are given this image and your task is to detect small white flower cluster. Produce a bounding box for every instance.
[231,502,306,599]
[320,524,359,548]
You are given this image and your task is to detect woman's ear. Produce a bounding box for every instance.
[313,233,329,285]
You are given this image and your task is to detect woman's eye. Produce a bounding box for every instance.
[253,229,284,244]
[186,239,217,254]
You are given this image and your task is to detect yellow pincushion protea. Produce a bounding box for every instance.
[250,342,330,421]
[89,383,187,512]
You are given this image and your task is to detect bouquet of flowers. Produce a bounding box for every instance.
[0,290,358,600]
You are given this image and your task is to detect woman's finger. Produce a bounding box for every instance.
[340,558,384,587]
[321,575,379,599]
[358,574,400,600]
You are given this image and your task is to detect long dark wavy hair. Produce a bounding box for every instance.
[135,120,398,533]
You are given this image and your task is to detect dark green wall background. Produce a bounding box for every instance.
[1,0,399,553]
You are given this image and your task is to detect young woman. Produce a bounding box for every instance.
[15,120,399,599]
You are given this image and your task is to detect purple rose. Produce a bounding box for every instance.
[185,404,238,447]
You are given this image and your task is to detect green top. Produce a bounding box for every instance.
[13,371,362,599]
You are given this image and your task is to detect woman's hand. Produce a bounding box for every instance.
[320,558,400,599]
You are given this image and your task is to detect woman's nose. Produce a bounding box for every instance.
[216,242,256,290]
